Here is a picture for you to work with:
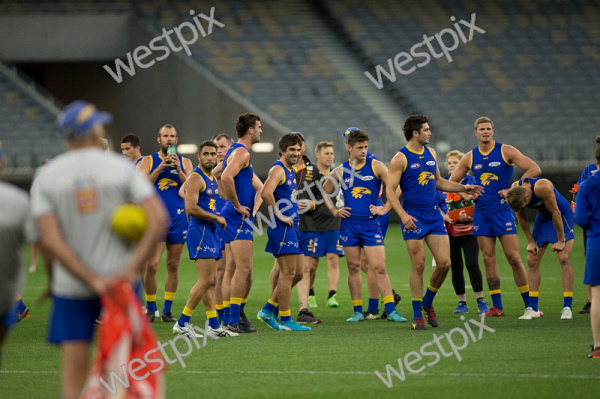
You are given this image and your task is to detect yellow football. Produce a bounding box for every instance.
[111,204,147,242]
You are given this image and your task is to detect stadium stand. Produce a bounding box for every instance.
[316,0,600,163]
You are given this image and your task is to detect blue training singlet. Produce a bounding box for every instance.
[221,143,255,213]
[149,152,185,216]
[518,178,571,218]
[398,145,438,213]
[341,157,381,221]
[368,151,385,207]
[272,160,299,223]
[215,161,226,214]
[190,167,219,227]
[470,141,512,215]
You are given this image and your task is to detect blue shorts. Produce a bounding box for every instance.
[217,227,226,251]
[300,231,315,257]
[584,240,600,285]
[313,230,344,257]
[160,211,188,244]
[379,213,390,239]
[266,220,303,256]
[472,208,517,237]
[340,219,384,247]
[187,223,221,260]
[532,211,575,247]
[48,295,102,344]
[0,304,18,329]
[222,208,254,242]
[401,210,447,240]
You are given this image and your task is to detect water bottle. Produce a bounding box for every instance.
[167,144,177,170]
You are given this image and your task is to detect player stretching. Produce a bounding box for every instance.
[121,134,143,167]
[137,125,193,322]
[174,141,237,338]
[387,115,483,330]
[221,113,263,333]
[257,134,310,331]
[506,177,575,319]
[450,116,541,319]
[324,129,407,323]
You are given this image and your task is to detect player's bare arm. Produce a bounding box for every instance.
[221,148,250,216]
[252,173,264,215]
[174,157,194,183]
[322,166,350,218]
[386,152,418,230]
[261,165,293,226]
[536,179,566,251]
[185,173,216,222]
[138,155,168,184]
[449,151,472,183]
[497,145,541,198]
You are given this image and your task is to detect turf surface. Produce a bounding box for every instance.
[3,224,599,398]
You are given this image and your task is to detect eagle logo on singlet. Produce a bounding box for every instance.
[480,173,499,186]
[291,189,297,203]
[351,187,371,199]
[417,172,434,186]
[158,178,178,191]
[209,199,216,212]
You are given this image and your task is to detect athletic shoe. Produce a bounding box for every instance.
[579,302,591,314]
[226,322,257,334]
[326,294,339,308]
[477,299,490,314]
[257,309,281,330]
[363,310,380,320]
[561,307,573,320]
[28,264,36,273]
[519,307,536,320]
[393,289,401,305]
[380,310,388,319]
[387,311,408,322]
[173,322,203,338]
[155,309,160,318]
[16,306,30,323]
[483,307,504,317]
[422,306,438,327]
[588,346,600,359]
[208,325,239,338]
[296,309,321,324]
[308,295,318,308]
[240,311,252,328]
[161,312,177,322]
[279,319,311,331]
[453,303,469,314]
[532,309,544,318]
[146,312,155,322]
[412,317,426,330]
[346,312,364,322]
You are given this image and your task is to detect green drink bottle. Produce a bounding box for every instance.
[167,144,177,170]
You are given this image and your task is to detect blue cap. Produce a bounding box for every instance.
[292,132,305,142]
[57,101,112,136]
[343,127,359,141]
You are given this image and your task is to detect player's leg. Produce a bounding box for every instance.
[422,234,451,327]
[144,242,166,321]
[581,228,592,313]
[61,342,91,399]
[215,257,226,323]
[344,246,364,322]
[275,254,310,331]
[591,285,600,358]
[477,236,505,316]
[526,245,547,317]
[362,251,380,318]
[307,256,319,307]
[238,268,253,328]
[449,235,468,313]
[405,239,427,328]
[228,240,254,330]
[162,242,184,322]
[498,234,531,317]
[222,243,235,326]
[461,235,488,313]
[297,256,321,324]
[297,255,313,311]
[558,240,575,319]
[325,253,340,307]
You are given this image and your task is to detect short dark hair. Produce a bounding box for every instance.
[199,141,217,153]
[278,133,302,155]
[121,134,140,148]
[235,113,260,138]
[158,124,176,137]
[212,134,233,144]
[348,129,369,147]
[403,115,429,141]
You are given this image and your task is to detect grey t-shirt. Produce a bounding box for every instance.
[0,182,37,315]
[30,148,155,299]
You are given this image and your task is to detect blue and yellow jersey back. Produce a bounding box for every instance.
[189,167,218,226]
[519,178,571,218]
[341,157,381,221]
[149,152,185,216]
[471,141,512,214]
[221,143,255,213]
[398,145,438,213]
[272,160,299,223]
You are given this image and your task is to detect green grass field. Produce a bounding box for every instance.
[3,224,599,399]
